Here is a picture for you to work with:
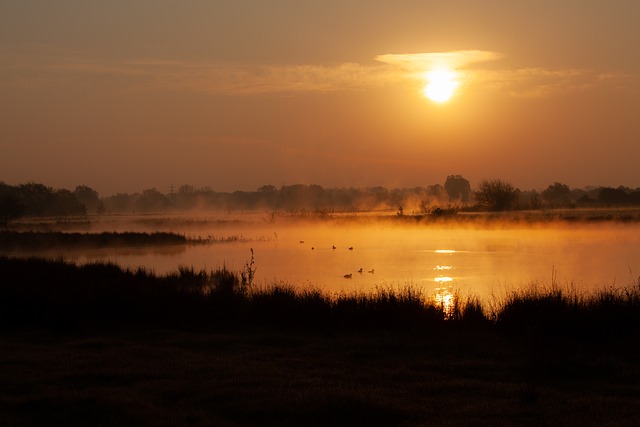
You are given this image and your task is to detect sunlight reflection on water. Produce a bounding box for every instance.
[11,217,640,302]
[434,286,455,313]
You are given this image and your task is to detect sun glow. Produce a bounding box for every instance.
[423,68,459,102]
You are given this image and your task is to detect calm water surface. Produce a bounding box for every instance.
[20,216,640,302]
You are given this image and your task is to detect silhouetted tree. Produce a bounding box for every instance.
[575,194,597,208]
[9,183,82,216]
[17,182,54,215]
[50,189,86,215]
[178,184,195,194]
[74,185,104,214]
[570,188,586,204]
[137,188,171,212]
[102,193,134,213]
[515,190,541,210]
[444,175,471,203]
[0,195,24,226]
[257,185,277,194]
[542,182,571,208]
[474,179,519,211]
[598,187,631,207]
[426,184,446,197]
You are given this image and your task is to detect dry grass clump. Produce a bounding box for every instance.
[496,282,640,341]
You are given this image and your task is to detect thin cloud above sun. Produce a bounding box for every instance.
[374,50,503,72]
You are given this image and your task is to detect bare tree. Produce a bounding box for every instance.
[474,179,519,211]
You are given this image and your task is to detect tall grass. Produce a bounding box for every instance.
[2,256,639,339]
[496,282,640,340]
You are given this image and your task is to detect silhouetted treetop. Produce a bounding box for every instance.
[444,175,471,203]
[542,182,571,207]
[474,179,519,211]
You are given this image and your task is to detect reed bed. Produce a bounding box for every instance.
[0,230,189,249]
[2,255,639,340]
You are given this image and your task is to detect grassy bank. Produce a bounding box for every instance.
[2,257,640,425]
[0,230,190,250]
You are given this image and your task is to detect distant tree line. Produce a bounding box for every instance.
[1,178,639,225]
[102,184,449,215]
[0,183,104,226]
[518,182,640,211]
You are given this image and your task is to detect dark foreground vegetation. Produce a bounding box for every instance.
[2,256,640,336]
[2,256,640,425]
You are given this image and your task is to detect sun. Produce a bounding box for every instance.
[423,68,459,103]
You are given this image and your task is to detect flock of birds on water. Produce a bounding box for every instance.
[299,240,374,279]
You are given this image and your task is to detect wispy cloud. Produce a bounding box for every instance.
[469,67,625,97]
[0,45,628,98]
[375,50,503,72]
[0,46,395,94]
[139,61,396,94]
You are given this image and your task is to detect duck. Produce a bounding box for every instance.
[344,273,352,279]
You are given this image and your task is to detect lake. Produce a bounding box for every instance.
[13,213,640,303]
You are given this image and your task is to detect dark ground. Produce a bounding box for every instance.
[2,327,639,426]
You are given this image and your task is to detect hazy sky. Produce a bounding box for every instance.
[2,1,639,195]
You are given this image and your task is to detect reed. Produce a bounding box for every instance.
[1,256,639,340]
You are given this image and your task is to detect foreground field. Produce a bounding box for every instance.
[2,327,640,427]
[1,257,640,425]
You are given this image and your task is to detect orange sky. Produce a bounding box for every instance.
[1,1,639,195]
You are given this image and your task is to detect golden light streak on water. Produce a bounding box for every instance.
[434,286,455,313]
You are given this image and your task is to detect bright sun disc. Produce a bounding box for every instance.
[423,69,459,102]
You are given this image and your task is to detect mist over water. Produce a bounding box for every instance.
[14,214,640,302]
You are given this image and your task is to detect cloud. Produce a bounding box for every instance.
[0,45,394,94]
[470,67,625,98]
[374,50,503,72]
[0,45,629,98]
[144,61,395,95]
